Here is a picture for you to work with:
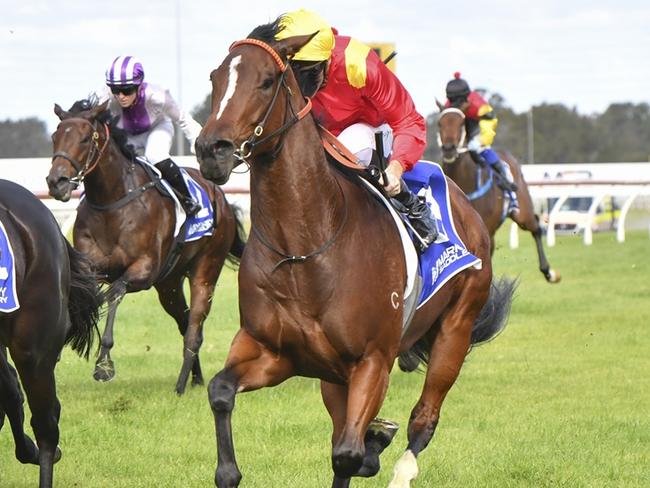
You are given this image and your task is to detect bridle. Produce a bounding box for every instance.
[228,39,313,165]
[437,107,468,163]
[226,38,347,272]
[52,118,110,186]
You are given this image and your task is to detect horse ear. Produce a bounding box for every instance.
[274,32,320,61]
[435,98,445,112]
[54,103,70,120]
[89,101,109,119]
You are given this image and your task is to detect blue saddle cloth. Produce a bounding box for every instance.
[180,169,215,242]
[0,220,19,312]
[403,161,482,308]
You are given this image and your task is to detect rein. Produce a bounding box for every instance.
[438,107,468,162]
[229,39,313,164]
[52,119,110,186]
[229,38,347,271]
[53,117,160,211]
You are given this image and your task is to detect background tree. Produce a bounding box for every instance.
[0,118,52,158]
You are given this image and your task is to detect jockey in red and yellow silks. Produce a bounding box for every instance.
[311,35,426,172]
[275,9,439,249]
[444,72,519,215]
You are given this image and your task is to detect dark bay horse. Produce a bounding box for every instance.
[195,24,515,488]
[436,106,560,283]
[46,101,247,395]
[0,179,103,488]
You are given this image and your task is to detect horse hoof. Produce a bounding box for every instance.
[546,269,561,283]
[367,418,399,450]
[54,445,62,464]
[191,375,205,387]
[16,435,39,465]
[93,358,115,382]
[388,450,418,488]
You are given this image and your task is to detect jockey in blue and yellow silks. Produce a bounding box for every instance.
[275,9,440,248]
[444,72,519,216]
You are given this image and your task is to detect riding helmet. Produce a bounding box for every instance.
[105,55,145,86]
[275,9,335,62]
[446,72,471,101]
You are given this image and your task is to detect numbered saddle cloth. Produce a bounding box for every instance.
[0,219,19,312]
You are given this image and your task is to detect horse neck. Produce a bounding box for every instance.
[83,142,136,206]
[248,117,344,248]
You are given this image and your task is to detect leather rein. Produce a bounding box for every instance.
[52,119,110,185]
[52,118,159,211]
[228,38,349,272]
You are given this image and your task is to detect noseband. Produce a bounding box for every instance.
[52,119,110,186]
[228,39,312,163]
[437,107,468,163]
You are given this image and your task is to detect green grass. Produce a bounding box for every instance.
[2,230,649,487]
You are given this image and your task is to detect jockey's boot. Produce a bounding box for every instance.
[393,181,439,252]
[154,158,200,216]
[475,148,519,193]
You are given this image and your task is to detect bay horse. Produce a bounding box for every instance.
[195,23,515,488]
[436,105,560,283]
[46,101,246,395]
[0,179,103,488]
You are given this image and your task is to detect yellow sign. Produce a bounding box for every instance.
[367,42,397,73]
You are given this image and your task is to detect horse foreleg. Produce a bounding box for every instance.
[0,350,39,465]
[389,303,477,488]
[330,353,391,480]
[208,329,295,488]
[322,380,398,488]
[93,280,127,382]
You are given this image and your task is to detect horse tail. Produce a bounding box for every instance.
[64,241,104,359]
[226,203,247,267]
[469,276,516,346]
[398,276,517,372]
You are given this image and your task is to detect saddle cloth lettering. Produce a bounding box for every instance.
[403,161,482,308]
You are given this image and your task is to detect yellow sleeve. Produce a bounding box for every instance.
[478,116,498,146]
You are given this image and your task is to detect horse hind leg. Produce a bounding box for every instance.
[0,350,39,465]
[389,291,485,488]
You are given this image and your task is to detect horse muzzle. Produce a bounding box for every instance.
[195,137,236,185]
[45,174,74,202]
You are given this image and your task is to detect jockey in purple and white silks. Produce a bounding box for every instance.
[91,55,202,215]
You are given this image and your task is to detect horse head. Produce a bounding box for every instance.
[47,101,110,201]
[437,107,468,164]
[195,28,315,185]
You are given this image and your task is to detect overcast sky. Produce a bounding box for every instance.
[2,0,649,132]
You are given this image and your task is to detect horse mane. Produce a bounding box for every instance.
[247,16,283,42]
[68,99,137,160]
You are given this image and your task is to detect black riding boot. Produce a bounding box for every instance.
[392,181,439,251]
[154,158,200,216]
[469,150,518,192]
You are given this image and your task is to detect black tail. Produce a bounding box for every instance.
[64,241,104,359]
[226,203,247,267]
[398,276,517,372]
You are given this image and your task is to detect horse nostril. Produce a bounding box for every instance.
[442,143,455,152]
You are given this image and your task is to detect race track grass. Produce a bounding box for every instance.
[1,228,649,487]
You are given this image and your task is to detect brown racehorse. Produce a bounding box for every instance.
[46,101,247,395]
[195,21,515,488]
[436,105,560,283]
[0,179,103,488]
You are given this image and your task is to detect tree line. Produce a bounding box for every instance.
[2,95,649,163]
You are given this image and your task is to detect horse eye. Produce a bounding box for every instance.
[81,135,91,144]
[260,77,275,90]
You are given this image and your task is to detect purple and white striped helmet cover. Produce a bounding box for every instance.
[105,55,145,86]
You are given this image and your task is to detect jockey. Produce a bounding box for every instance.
[275,9,439,249]
[92,55,202,215]
[444,72,519,216]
